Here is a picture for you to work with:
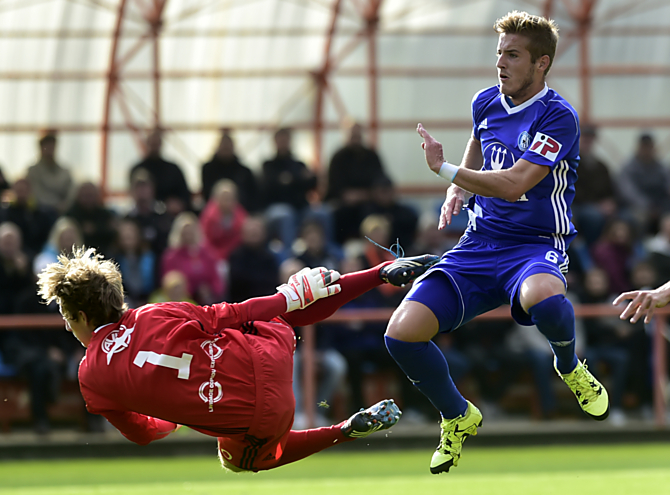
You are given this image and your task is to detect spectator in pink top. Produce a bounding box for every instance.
[199,179,247,262]
[161,212,224,305]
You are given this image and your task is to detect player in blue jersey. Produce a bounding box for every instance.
[384,11,610,474]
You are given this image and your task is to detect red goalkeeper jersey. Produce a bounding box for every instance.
[78,294,293,445]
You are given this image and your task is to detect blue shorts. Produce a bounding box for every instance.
[405,232,568,332]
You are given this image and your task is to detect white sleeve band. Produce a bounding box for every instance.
[437,162,459,183]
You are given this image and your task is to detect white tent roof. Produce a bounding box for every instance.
[1,0,669,197]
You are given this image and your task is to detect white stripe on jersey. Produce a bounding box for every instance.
[552,233,564,252]
[557,162,570,234]
[550,160,571,249]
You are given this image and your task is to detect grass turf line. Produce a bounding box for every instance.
[1,444,669,495]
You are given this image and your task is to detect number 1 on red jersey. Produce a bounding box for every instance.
[133,351,193,379]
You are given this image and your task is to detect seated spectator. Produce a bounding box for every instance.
[200,179,247,262]
[645,212,670,283]
[26,132,75,213]
[129,129,191,214]
[228,215,279,302]
[0,165,10,193]
[326,122,386,206]
[0,222,76,433]
[113,219,155,308]
[453,318,517,420]
[412,211,457,256]
[33,217,83,275]
[579,268,638,426]
[591,218,642,295]
[161,212,223,306]
[125,169,173,265]
[201,129,259,212]
[0,178,57,258]
[617,133,670,234]
[284,258,348,429]
[261,127,330,252]
[294,218,343,271]
[149,270,196,304]
[358,214,404,304]
[0,222,34,314]
[66,182,117,257]
[362,176,418,250]
[572,125,617,245]
[330,254,432,420]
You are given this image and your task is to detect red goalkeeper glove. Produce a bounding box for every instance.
[277,267,341,312]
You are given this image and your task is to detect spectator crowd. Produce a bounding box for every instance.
[0,124,668,433]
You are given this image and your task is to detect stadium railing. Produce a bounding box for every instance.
[0,305,667,431]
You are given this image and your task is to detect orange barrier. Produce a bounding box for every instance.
[1,305,667,429]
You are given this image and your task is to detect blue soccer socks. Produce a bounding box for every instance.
[528,294,579,374]
[385,335,468,419]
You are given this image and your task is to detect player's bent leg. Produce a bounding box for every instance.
[386,302,467,420]
[520,274,609,420]
[386,274,477,472]
[254,401,401,471]
[283,254,439,328]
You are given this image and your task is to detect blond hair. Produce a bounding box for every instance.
[360,214,391,238]
[167,211,201,249]
[494,11,559,75]
[37,246,127,327]
[47,217,83,252]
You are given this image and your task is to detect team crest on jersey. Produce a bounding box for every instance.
[518,131,532,151]
[529,132,563,161]
[101,325,135,365]
[484,142,514,170]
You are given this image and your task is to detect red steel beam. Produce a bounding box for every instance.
[150,0,168,129]
[7,64,670,80]
[6,25,670,38]
[313,0,343,172]
[101,0,129,201]
[577,0,597,124]
[543,0,554,18]
[11,116,670,135]
[366,0,382,148]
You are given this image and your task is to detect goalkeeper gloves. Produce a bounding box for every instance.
[277,267,341,312]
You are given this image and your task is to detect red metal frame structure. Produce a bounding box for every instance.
[1,0,670,194]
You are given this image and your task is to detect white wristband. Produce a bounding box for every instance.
[437,162,459,183]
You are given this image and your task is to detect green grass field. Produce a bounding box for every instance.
[1,444,669,495]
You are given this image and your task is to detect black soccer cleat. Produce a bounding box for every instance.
[341,399,402,439]
[379,254,440,287]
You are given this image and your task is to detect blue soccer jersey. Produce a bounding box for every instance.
[466,84,580,252]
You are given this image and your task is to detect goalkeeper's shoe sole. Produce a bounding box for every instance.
[380,254,440,287]
[341,399,402,438]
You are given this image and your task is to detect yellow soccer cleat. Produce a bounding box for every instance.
[430,400,482,474]
[555,358,610,420]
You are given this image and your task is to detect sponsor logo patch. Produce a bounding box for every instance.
[529,132,562,161]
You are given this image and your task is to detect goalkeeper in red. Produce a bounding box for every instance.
[37,247,437,472]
